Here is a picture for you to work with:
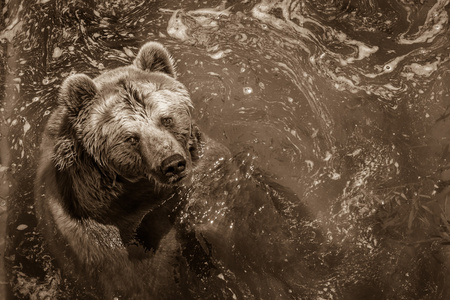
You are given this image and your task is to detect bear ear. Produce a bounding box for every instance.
[59,74,97,116]
[134,42,176,78]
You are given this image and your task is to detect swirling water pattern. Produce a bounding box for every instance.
[1,0,449,299]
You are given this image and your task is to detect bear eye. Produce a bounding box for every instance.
[126,136,140,146]
[161,117,173,127]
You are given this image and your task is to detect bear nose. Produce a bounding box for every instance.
[160,154,186,177]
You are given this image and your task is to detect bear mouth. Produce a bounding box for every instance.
[148,172,190,187]
[166,173,187,184]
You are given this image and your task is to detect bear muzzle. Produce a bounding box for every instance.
[159,154,188,183]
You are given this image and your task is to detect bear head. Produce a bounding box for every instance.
[52,42,202,186]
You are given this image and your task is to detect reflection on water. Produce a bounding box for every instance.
[1,0,450,298]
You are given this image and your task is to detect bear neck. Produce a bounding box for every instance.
[55,156,178,234]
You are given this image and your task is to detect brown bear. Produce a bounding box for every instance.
[34,41,229,299]
[35,41,321,300]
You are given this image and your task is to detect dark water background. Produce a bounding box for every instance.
[1,0,450,299]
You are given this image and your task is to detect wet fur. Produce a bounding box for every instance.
[35,42,218,299]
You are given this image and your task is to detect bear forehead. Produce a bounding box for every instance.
[86,66,192,127]
[92,66,192,108]
[93,87,191,120]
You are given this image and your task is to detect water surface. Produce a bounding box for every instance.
[1,0,450,299]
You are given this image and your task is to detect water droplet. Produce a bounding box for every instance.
[23,121,30,135]
[52,46,62,58]
[42,77,49,85]
[123,47,134,57]
[261,24,268,30]
[17,224,28,231]
[32,97,39,102]
[305,160,314,171]
[329,172,341,180]
[243,87,253,95]
[210,51,225,60]
[287,97,293,103]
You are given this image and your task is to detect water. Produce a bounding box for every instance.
[1,0,450,298]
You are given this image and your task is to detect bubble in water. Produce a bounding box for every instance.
[16,224,28,231]
[210,51,225,60]
[243,87,253,95]
[384,64,393,72]
[329,171,341,180]
[305,160,314,172]
[123,47,134,57]
[23,121,30,135]
[52,47,62,58]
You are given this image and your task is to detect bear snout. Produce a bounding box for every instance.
[160,154,187,182]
